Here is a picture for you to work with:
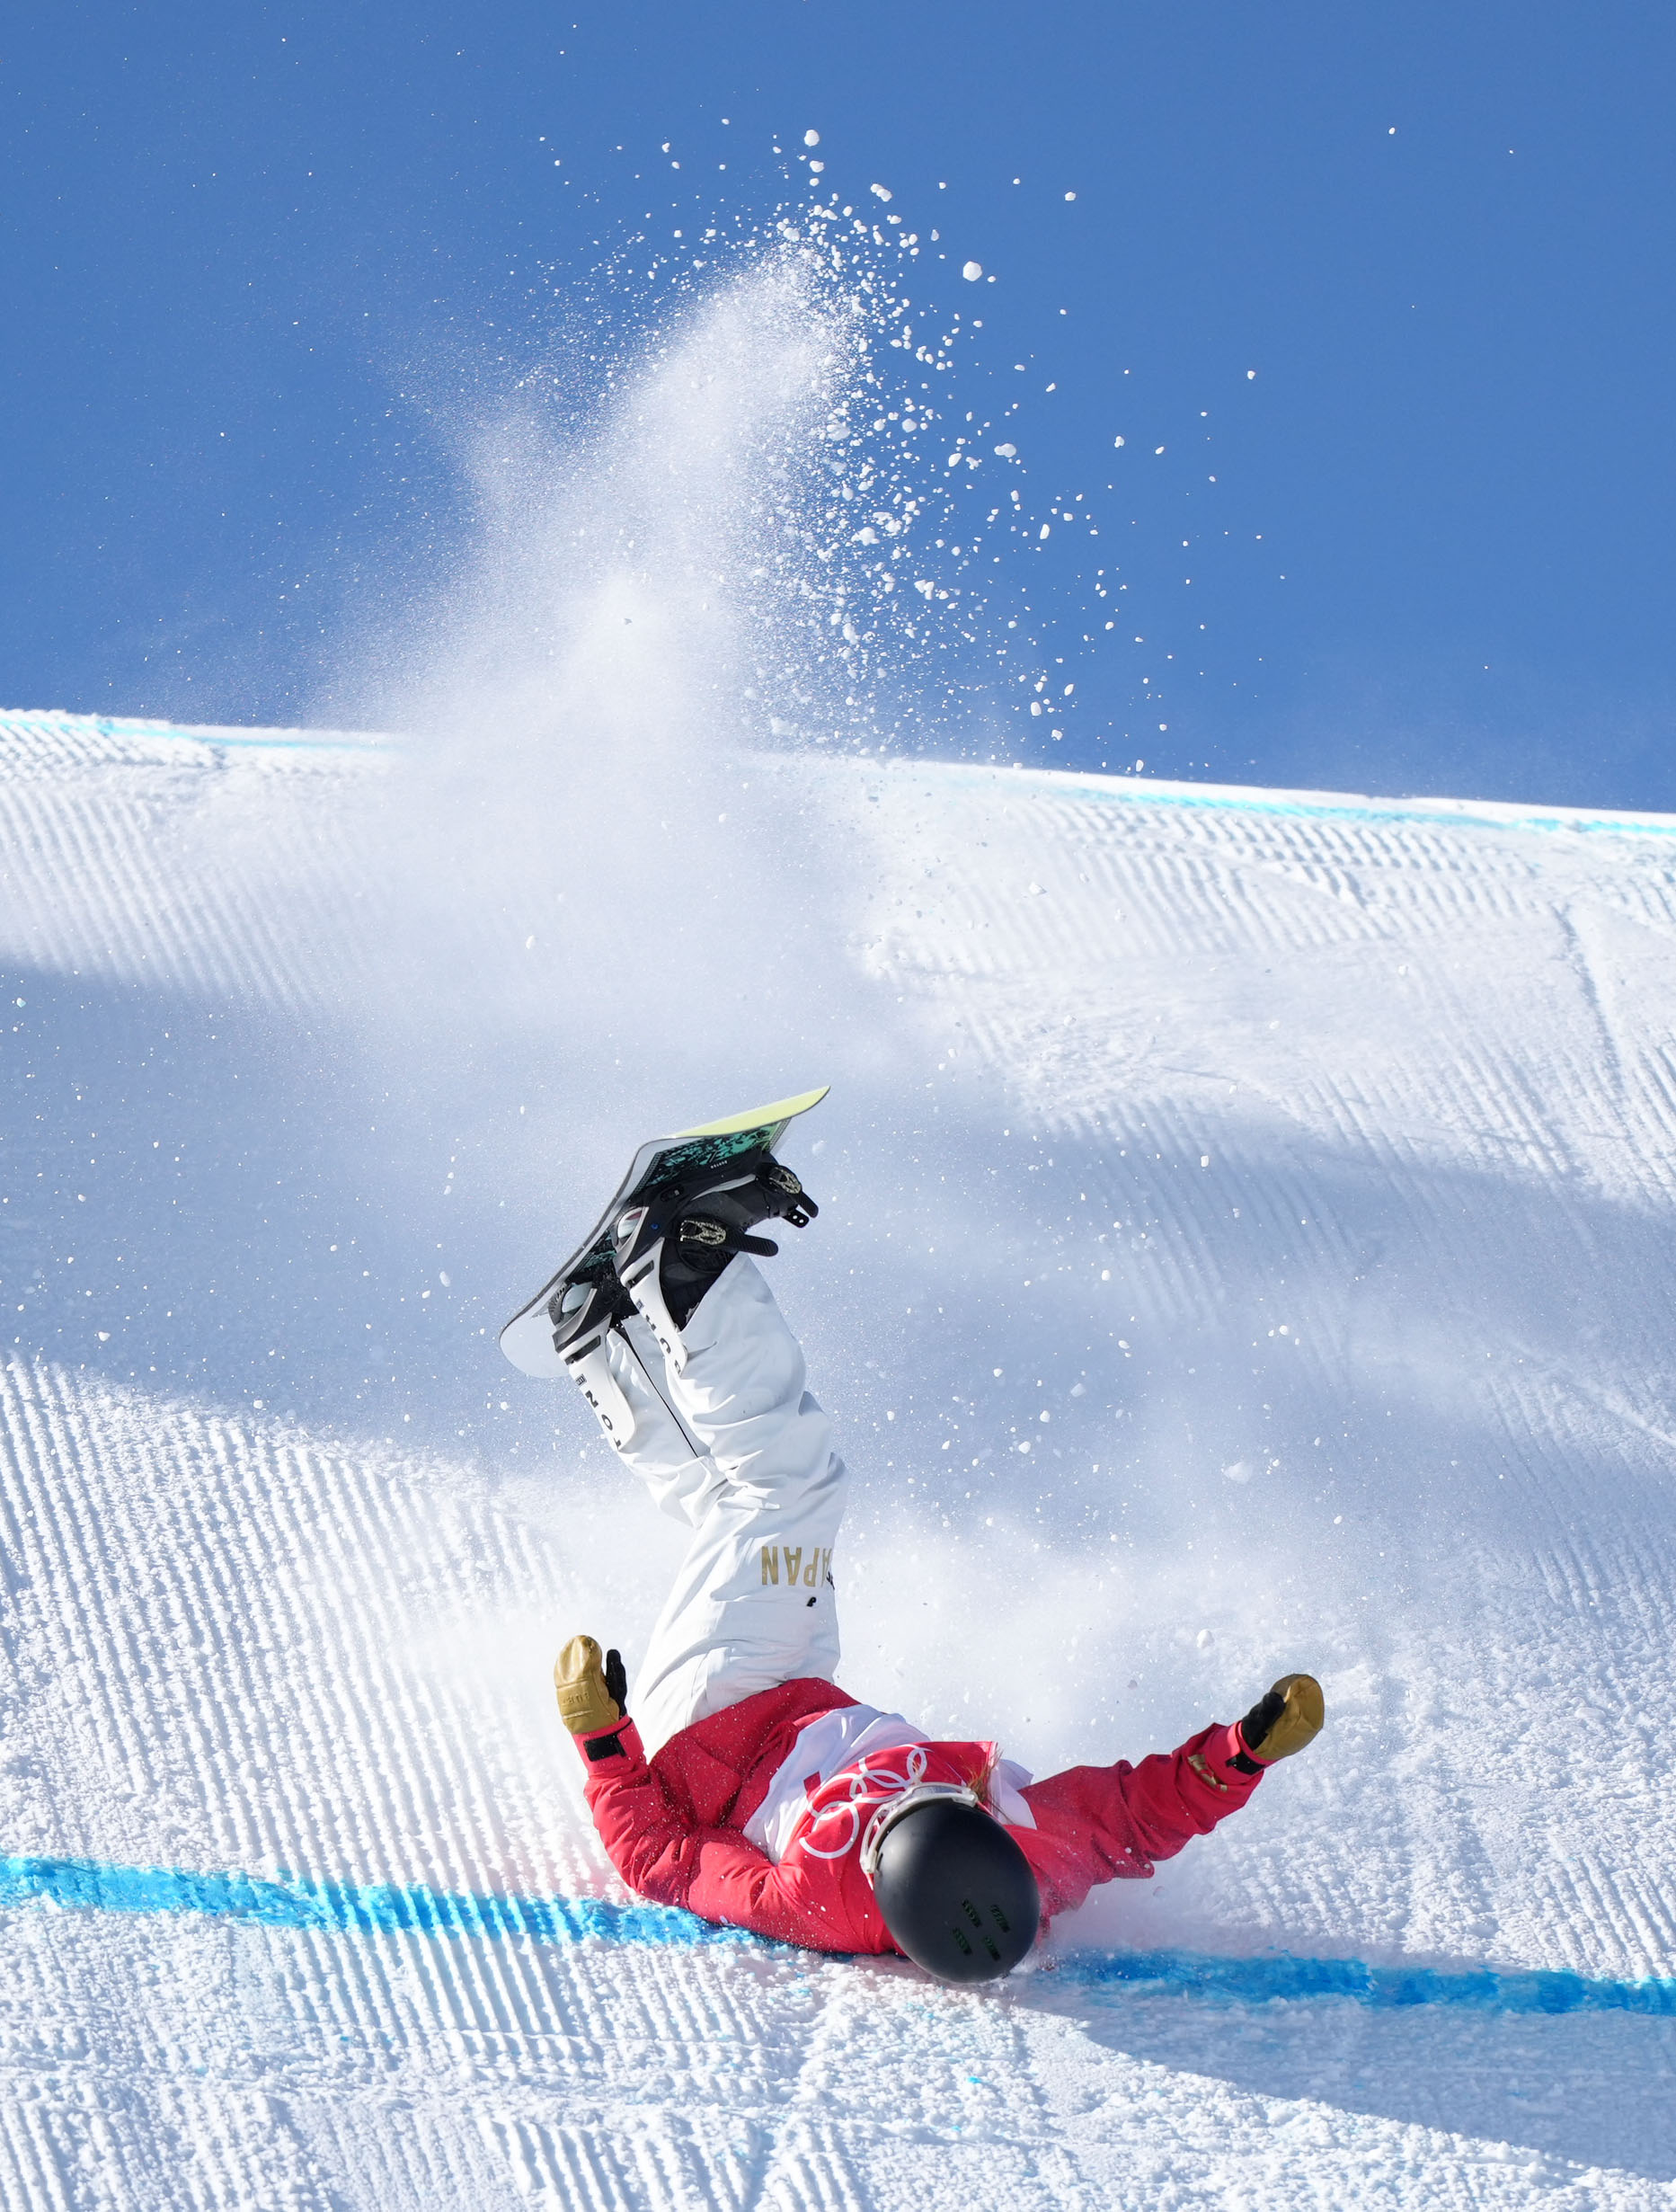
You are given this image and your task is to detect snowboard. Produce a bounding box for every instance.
[499,1087,829,1380]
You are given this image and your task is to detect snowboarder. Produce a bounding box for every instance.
[544,1138,1324,1984]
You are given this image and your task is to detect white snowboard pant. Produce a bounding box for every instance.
[587,1258,847,1757]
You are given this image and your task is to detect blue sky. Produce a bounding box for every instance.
[4,3,1673,806]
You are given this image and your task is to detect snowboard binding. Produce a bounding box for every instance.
[548,1257,637,1360]
[539,1257,641,1447]
[499,1088,828,1384]
[616,1158,820,1344]
[672,1162,819,1264]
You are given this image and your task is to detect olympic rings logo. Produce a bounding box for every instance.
[796,1744,934,1861]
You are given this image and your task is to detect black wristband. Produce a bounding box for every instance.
[584,1729,625,1763]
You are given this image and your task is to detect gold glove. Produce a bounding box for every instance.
[554,1634,625,1736]
[1240,1673,1324,1763]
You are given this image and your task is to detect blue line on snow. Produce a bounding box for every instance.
[1057,1946,1676,2016]
[0,1853,747,1952]
[13,715,1675,837]
[85,719,386,755]
[0,714,384,757]
[1068,781,1676,839]
[3,1854,1672,2015]
[941,762,1676,841]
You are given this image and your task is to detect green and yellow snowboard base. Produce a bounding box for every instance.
[500,1087,829,1380]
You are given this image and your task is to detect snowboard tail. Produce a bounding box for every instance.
[500,1087,829,1380]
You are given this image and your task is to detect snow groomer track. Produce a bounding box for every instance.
[2,706,1675,2208]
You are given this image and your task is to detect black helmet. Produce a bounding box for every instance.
[865,1788,1040,1984]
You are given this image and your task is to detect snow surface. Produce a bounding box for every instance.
[2,706,1675,2206]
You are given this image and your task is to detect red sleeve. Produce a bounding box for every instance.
[1018,1721,1262,1921]
[577,1719,867,1953]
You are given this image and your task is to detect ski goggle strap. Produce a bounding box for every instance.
[859,1782,983,1880]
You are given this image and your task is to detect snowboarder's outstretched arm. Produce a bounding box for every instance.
[1018,1675,1325,1919]
[1019,1727,1259,1918]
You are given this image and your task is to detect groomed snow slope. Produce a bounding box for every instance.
[2,707,1674,2208]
